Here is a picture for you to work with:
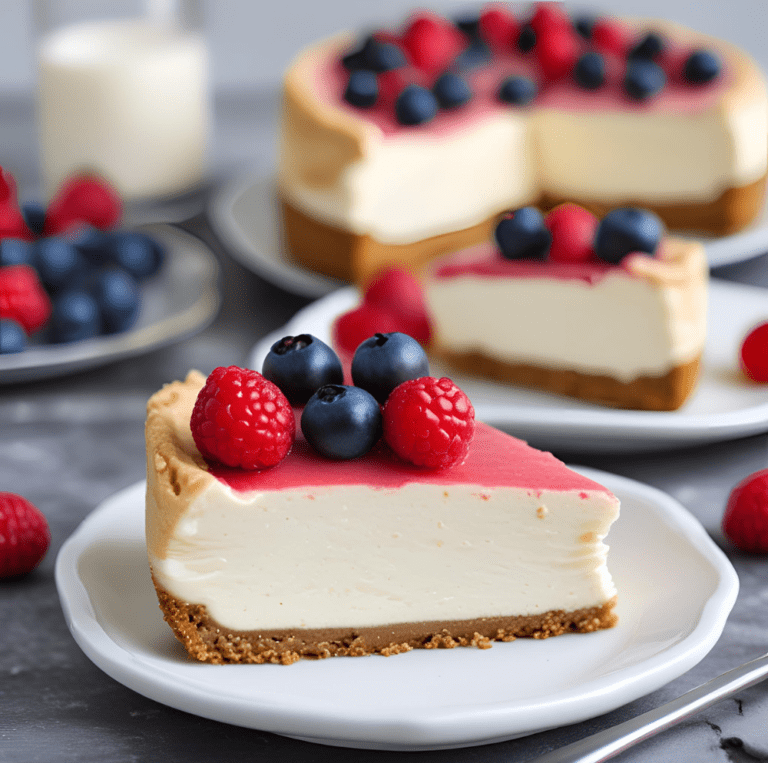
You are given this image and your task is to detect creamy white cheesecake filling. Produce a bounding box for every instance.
[149,481,618,633]
[426,268,705,381]
[279,104,766,244]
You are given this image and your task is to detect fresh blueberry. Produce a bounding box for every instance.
[91,267,141,334]
[262,333,344,405]
[49,290,101,343]
[624,59,666,101]
[66,225,112,265]
[573,14,597,39]
[361,37,406,72]
[573,52,606,90]
[454,13,481,39]
[433,72,472,109]
[495,207,552,260]
[0,319,27,354]
[341,48,366,71]
[517,25,537,53]
[301,384,382,460]
[395,85,439,126]
[683,49,722,85]
[351,332,429,404]
[629,32,666,60]
[34,236,87,292]
[594,207,664,264]
[498,76,537,106]
[21,202,46,236]
[453,39,492,71]
[0,238,35,268]
[107,231,164,281]
[344,69,378,108]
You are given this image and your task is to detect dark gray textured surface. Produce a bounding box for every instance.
[2,92,768,763]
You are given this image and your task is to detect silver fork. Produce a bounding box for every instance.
[530,651,768,763]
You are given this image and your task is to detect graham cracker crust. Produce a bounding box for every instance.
[153,580,617,665]
[280,173,765,285]
[432,350,702,412]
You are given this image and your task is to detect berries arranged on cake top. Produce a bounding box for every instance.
[544,204,599,262]
[337,2,725,125]
[351,332,430,404]
[301,384,382,459]
[0,166,167,354]
[191,366,296,470]
[722,470,768,554]
[262,334,344,405]
[739,322,768,382]
[593,207,664,264]
[362,267,431,345]
[383,376,475,469]
[0,492,50,579]
[495,207,552,260]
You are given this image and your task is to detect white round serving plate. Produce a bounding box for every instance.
[209,175,768,300]
[56,472,738,751]
[249,280,768,454]
[0,225,220,384]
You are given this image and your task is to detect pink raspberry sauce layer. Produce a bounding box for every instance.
[208,422,611,495]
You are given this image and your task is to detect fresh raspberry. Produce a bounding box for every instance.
[0,493,51,579]
[529,2,573,34]
[0,265,52,333]
[479,6,520,51]
[545,203,599,262]
[0,167,34,241]
[591,19,633,57]
[383,376,475,468]
[401,13,465,74]
[739,322,768,382]
[332,302,402,357]
[364,268,431,344]
[44,173,122,235]
[535,26,581,81]
[722,470,768,553]
[190,366,296,470]
[376,66,425,107]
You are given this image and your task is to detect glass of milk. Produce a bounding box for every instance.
[35,0,211,202]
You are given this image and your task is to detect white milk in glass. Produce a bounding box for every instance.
[37,18,209,201]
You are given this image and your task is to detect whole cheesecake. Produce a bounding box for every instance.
[278,3,767,284]
[146,371,620,664]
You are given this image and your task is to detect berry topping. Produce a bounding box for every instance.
[629,31,666,60]
[301,384,382,460]
[49,290,101,343]
[573,14,597,40]
[351,331,430,404]
[433,72,472,109]
[44,174,121,235]
[495,207,552,260]
[529,3,572,34]
[332,303,402,358]
[0,493,50,579]
[360,37,407,73]
[591,19,633,57]
[0,265,52,334]
[395,84,439,125]
[0,319,26,354]
[739,322,768,382]
[0,238,35,268]
[191,366,295,470]
[21,202,46,236]
[683,49,722,85]
[262,333,344,405]
[573,51,606,89]
[722,470,768,553]
[624,58,666,101]
[364,267,431,345]
[344,69,379,108]
[453,39,493,71]
[517,25,537,53]
[545,203,599,262]
[498,75,537,106]
[478,6,520,51]
[401,13,466,74]
[594,207,664,264]
[535,26,581,81]
[382,376,475,469]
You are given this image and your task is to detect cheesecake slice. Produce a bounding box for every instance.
[146,371,620,664]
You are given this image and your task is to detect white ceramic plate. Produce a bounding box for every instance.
[249,280,768,454]
[56,473,737,751]
[208,175,768,300]
[0,225,220,384]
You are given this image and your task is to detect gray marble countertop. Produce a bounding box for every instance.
[2,91,768,763]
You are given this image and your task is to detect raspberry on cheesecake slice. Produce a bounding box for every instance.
[146,352,619,664]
